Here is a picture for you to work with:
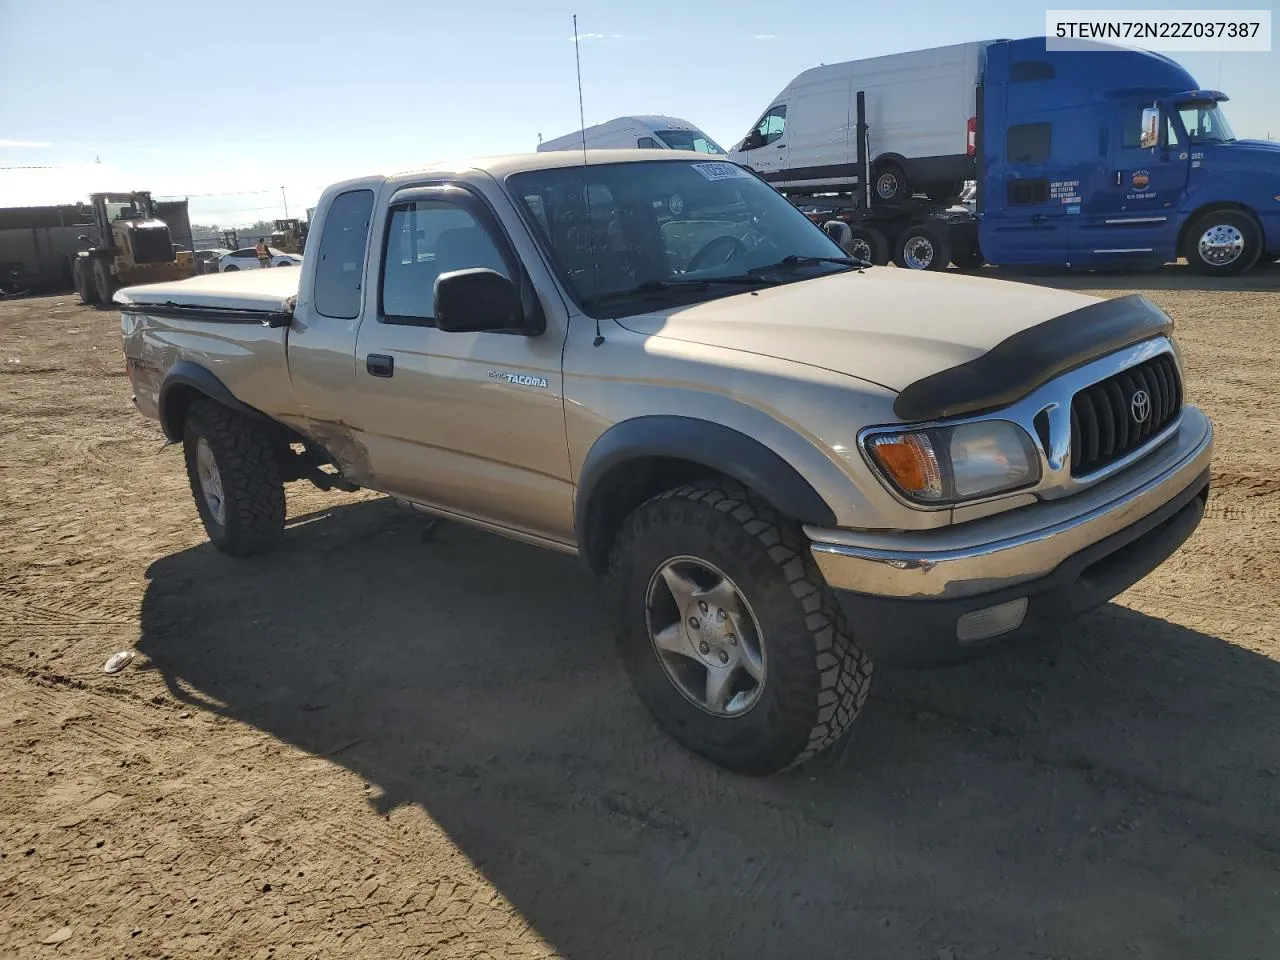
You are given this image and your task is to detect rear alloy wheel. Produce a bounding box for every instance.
[609,479,874,775]
[1185,210,1261,276]
[894,225,952,271]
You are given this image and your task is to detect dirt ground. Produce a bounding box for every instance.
[1,264,1278,960]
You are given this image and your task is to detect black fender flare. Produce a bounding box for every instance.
[575,416,838,571]
[158,361,270,442]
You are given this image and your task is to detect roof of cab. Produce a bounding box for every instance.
[323,150,717,195]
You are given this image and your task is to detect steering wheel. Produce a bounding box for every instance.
[687,234,746,272]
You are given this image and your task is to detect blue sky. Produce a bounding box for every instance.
[1,0,1275,225]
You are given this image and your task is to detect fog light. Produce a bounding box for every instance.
[956,597,1028,643]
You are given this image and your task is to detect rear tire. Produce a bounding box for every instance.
[223,264,239,272]
[1184,210,1262,276]
[845,225,890,266]
[74,258,99,305]
[894,224,952,271]
[872,162,908,204]
[608,479,874,776]
[182,400,286,557]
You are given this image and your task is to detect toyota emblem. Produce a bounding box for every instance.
[1130,389,1151,424]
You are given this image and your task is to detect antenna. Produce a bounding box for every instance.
[573,14,605,346]
[573,14,588,162]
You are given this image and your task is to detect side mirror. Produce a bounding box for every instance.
[434,268,525,333]
[1139,106,1160,149]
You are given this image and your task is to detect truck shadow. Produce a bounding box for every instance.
[137,497,1280,958]
[959,257,1280,293]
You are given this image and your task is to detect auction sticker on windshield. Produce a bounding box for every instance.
[692,162,751,181]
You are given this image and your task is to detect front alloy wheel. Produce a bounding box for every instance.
[646,557,767,717]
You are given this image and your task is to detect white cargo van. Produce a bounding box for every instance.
[538,115,726,155]
[728,42,989,201]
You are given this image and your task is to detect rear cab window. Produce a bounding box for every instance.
[313,189,375,319]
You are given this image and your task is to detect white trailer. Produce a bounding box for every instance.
[538,115,726,155]
[728,42,990,201]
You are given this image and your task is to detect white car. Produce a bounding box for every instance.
[218,247,302,272]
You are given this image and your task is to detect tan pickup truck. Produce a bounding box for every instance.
[117,151,1212,775]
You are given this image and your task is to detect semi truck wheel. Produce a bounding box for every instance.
[1185,210,1262,276]
[872,162,908,203]
[894,225,952,271]
[92,259,116,304]
[845,226,890,266]
[608,479,873,775]
[182,399,286,557]
[73,259,99,305]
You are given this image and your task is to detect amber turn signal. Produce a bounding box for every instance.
[866,433,944,501]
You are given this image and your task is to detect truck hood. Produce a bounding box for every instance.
[613,268,1100,392]
[1204,138,1280,164]
[114,267,299,313]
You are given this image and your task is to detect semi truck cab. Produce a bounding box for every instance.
[979,37,1279,274]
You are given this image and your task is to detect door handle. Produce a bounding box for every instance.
[366,354,394,378]
[775,143,785,148]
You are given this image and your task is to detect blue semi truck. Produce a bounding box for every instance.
[771,36,1279,276]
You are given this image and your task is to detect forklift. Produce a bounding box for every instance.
[73,191,196,305]
[269,218,308,255]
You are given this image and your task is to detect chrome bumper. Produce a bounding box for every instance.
[806,405,1213,600]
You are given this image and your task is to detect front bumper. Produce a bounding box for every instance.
[806,405,1213,666]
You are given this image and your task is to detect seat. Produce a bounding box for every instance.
[433,227,508,279]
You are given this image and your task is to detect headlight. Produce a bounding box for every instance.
[864,420,1041,505]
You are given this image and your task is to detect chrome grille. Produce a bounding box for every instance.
[1070,354,1182,477]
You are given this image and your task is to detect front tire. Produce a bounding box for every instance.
[1184,210,1261,276]
[609,480,873,775]
[73,258,99,305]
[92,259,116,303]
[182,400,286,556]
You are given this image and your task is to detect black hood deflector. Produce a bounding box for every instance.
[892,294,1174,422]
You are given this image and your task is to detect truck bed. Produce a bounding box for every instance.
[114,266,300,314]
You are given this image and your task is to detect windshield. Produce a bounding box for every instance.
[507,159,851,317]
[1177,101,1236,143]
[655,129,726,155]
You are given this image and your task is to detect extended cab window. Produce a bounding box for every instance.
[381,201,510,323]
[313,189,374,319]
[1006,123,1051,164]
[637,137,661,149]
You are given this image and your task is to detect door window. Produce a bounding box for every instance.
[380,200,511,324]
[757,106,787,144]
[313,189,374,320]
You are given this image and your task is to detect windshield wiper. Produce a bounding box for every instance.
[583,275,780,309]
[748,254,869,273]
